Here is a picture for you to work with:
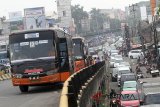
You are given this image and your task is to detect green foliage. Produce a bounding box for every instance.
[157,4,160,15]
[90,8,108,32]
[109,18,121,30]
[71,5,89,34]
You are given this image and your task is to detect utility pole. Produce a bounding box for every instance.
[124,24,131,56]
[129,3,138,47]
[152,17,158,57]
[138,20,145,57]
[129,3,138,28]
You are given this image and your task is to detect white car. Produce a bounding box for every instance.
[128,49,144,59]
[110,53,118,59]
[114,55,123,59]
[118,62,131,70]
[114,58,123,68]
[117,66,131,86]
[109,58,115,68]
[110,50,119,55]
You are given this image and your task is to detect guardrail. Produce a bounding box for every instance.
[59,61,109,107]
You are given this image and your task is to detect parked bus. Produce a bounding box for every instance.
[72,37,88,72]
[8,28,74,92]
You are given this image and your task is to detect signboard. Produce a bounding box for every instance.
[132,36,141,45]
[10,20,24,31]
[9,11,22,20]
[24,7,46,29]
[140,6,147,20]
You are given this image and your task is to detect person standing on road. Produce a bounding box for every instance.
[137,57,140,64]
[136,64,141,74]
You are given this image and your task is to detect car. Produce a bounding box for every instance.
[141,81,160,105]
[111,68,118,82]
[141,104,160,107]
[110,49,119,56]
[122,81,137,91]
[151,70,160,77]
[113,58,123,68]
[110,53,118,59]
[114,55,123,59]
[128,49,144,59]
[109,58,115,68]
[119,90,140,107]
[119,62,131,68]
[120,73,137,86]
[117,66,131,86]
[143,92,160,105]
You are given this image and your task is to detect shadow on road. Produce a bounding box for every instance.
[21,84,63,94]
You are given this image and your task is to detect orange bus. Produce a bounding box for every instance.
[72,37,88,72]
[9,28,74,92]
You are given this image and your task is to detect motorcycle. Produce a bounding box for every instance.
[111,97,118,107]
[137,72,144,79]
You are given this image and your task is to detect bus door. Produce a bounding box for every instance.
[59,38,70,82]
[73,39,86,72]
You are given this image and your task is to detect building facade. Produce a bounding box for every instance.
[57,0,72,29]
[99,9,125,21]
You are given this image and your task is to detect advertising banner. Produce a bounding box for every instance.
[9,11,22,19]
[24,7,46,29]
[10,20,24,31]
[140,6,147,20]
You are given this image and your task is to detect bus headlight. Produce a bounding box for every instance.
[13,74,23,78]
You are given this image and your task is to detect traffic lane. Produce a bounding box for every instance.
[0,80,61,107]
[125,57,152,78]
[109,58,139,92]
[109,67,120,93]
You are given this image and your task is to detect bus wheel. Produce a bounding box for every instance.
[19,86,29,92]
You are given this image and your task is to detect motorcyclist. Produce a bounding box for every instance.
[136,64,141,74]
[110,89,117,99]
[110,89,117,107]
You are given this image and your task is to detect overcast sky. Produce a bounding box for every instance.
[0,0,149,17]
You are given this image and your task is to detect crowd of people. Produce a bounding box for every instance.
[136,49,160,74]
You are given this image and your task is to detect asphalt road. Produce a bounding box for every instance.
[109,57,150,93]
[0,80,61,107]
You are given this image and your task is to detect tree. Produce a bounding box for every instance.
[90,8,108,32]
[71,5,89,34]
[109,18,121,30]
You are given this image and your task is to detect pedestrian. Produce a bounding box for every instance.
[136,64,141,74]
[137,57,140,64]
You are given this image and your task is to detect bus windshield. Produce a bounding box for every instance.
[9,31,56,62]
[73,39,84,59]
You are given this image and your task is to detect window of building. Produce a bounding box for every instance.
[63,11,66,17]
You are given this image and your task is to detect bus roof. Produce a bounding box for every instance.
[72,36,85,42]
[9,28,68,36]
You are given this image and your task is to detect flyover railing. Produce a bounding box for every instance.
[59,61,109,107]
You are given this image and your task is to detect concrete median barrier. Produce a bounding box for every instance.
[0,72,11,81]
[59,61,108,107]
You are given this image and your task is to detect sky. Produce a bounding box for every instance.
[0,0,149,18]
